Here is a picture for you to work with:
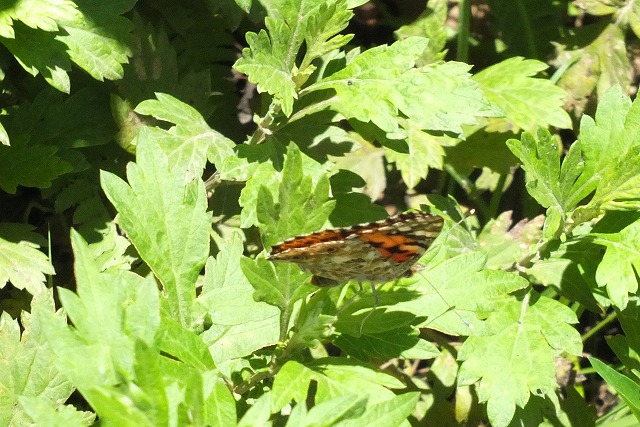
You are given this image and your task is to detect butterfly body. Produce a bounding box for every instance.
[267,211,444,286]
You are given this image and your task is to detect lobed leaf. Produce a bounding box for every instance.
[101,136,210,326]
[0,223,55,294]
[458,294,581,427]
[197,233,280,363]
[474,57,571,132]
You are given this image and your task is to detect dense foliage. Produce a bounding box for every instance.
[1,1,640,426]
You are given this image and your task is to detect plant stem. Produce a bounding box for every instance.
[443,163,489,218]
[248,102,282,145]
[582,311,617,343]
[488,173,507,219]
[457,0,471,63]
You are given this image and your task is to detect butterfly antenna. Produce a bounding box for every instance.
[417,208,477,330]
[333,282,378,337]
[355,283,379,336]
[335,282,366,316]
[415,266,472,329]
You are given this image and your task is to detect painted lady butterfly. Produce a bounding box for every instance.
[267,211,444,286]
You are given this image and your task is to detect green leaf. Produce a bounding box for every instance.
[256,143,335,247]
[0,223,55,294]
[197,233,280,363]
[234,24,298,115]
[557,23,629,116]
[477,212,544,270]
[591,218,640,309]
[234,0,353,116]
[271,359,404,412]
[526,238,606,312]
[391,251,529,336]
[384,122,448,189]
[7,0,79,33]
[334,326,440,361]
[0,143,72,193]
[237,392,272,427]
[1,23,71,92]
[506,129,580,238]
[157,317,215,370]
[101,136,210,326]
[458,294,581,427]
[38,231,165,418]
[589,357,640,422]
[473,57,571,132]
[240,255,313,321]
[570,86,640,211]
[395,0,448,63]
[608,302,640,376]
[0,291,77,426]
[238,159,281,228]
[0,120,8,145]
[330,141,387,202]
[297,0,353,66]
[287,394,367,426]
[205,380,237,426]
[340,392,420,427]
[444,129,520,176]
[57,1,135,82]
[19,395,94,427]
[506,130,563,210]
[135,92,236,178]
[307,39,499,138]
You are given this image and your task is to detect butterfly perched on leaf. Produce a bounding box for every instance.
[267,211,444,286]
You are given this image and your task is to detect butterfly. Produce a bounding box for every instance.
[267,211,444,286]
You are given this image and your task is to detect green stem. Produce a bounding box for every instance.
[457,0,471,63]
[487,173,507,220]
[443,163,489,218]
[275,96,337,129]
[582,311,617,343]
[248,102,282,145]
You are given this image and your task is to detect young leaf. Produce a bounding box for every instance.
[197,233,280,363]
[38,231,165,419]
[306,41,499,138]
[0,291,78,426]
[234,0,353,116]
[0,223,55,294]
[473,57,571,132]
[506,129,577,238]
[135,93,236,178]
[101,136,210,326]
[591,218,640,309]
[457,294,582,427]
[570,86,640,211]
[256,143,335,247]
